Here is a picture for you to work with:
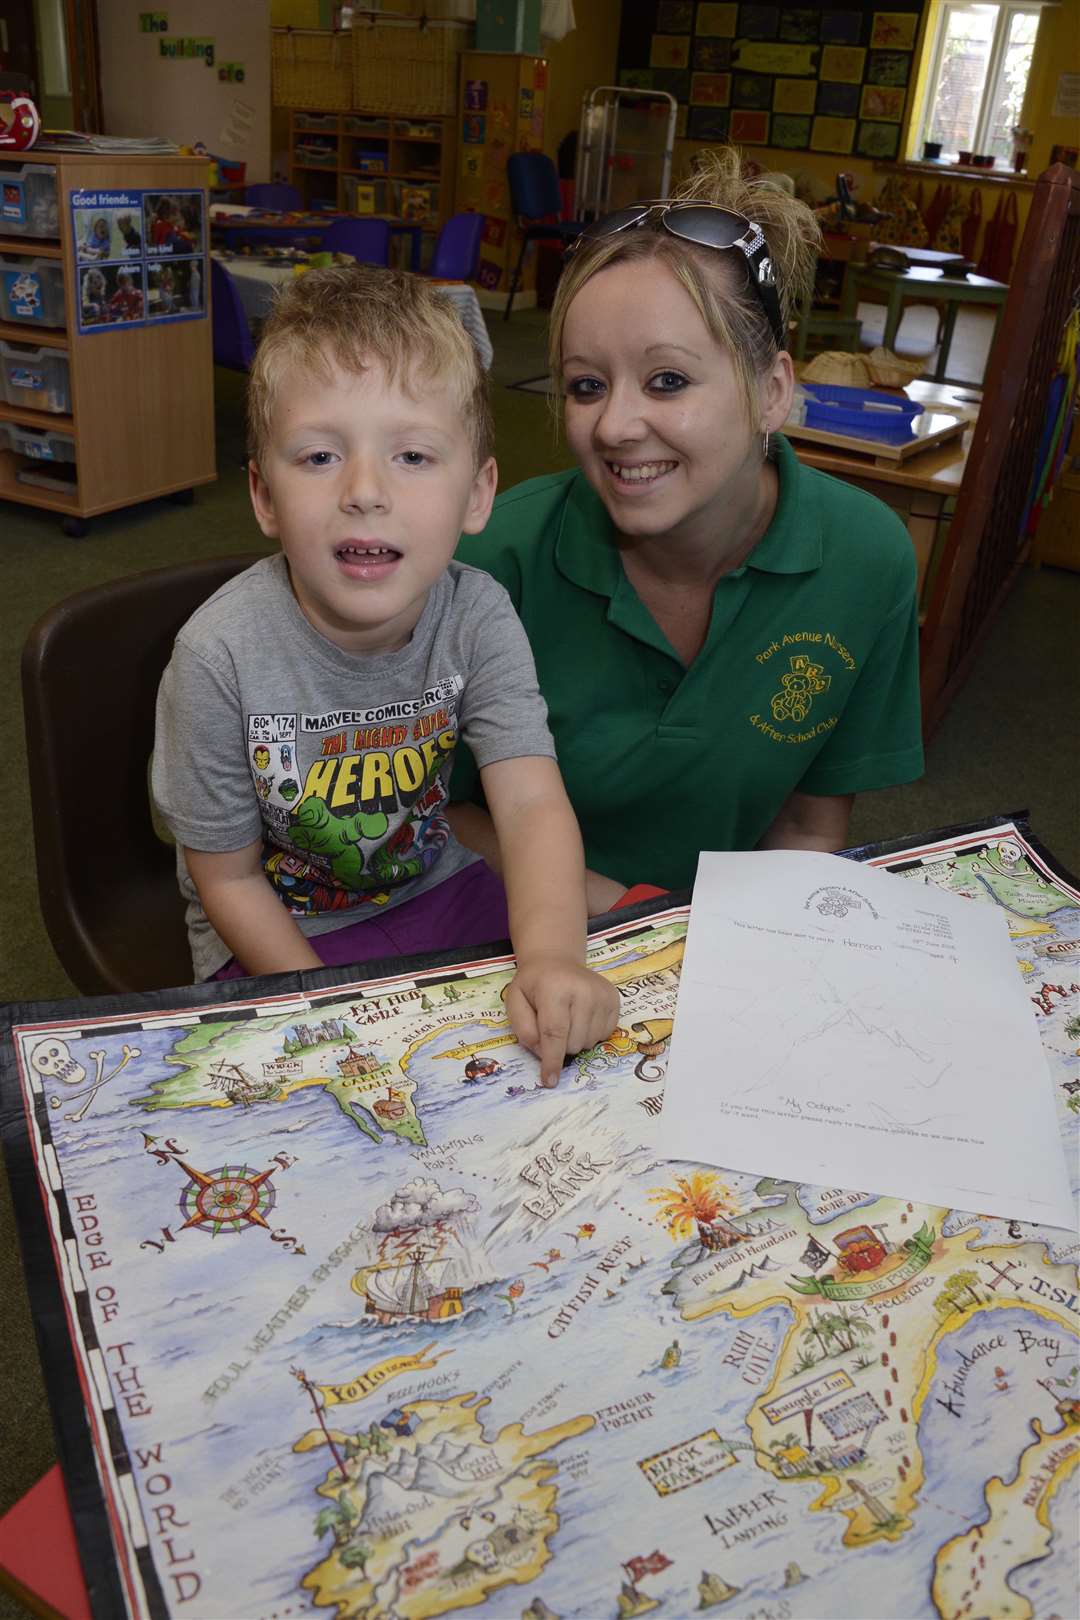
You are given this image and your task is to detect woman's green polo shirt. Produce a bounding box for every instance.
[453,434,924,889]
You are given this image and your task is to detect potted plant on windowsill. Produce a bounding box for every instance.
[1010,126,1034,174]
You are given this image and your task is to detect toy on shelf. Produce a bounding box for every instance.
[0,90,41,151]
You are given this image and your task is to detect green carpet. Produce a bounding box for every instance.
[1,305,1077,1558]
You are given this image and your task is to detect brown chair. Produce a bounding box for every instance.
[22,554,260,995]
[919,164,1080,734]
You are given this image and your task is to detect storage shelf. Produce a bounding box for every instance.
[0,449,79,512]
[287,107,453,246]
[0,321,68,348]
[0,402,74,432]
[0,237,63,259]
[1,147,216,533]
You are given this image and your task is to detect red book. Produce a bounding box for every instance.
[0,1466,92,1619]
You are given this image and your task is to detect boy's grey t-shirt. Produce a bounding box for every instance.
[153,554,555,980]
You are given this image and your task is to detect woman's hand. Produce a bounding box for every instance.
[507,955,620,1087]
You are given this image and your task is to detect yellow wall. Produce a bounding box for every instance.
[1023,0,1080,173]
[542,0,622,163]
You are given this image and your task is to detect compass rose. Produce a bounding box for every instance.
[176,1159,278,1237]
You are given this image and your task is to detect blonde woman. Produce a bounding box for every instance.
[451,148,924,909]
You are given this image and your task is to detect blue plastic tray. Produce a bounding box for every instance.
[802,383,923,440]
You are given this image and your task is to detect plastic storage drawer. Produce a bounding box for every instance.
[0,163,59,238]
[1,342,71,413]
[393,181,438,226]
[6,422,76,461]
[0,256,66,326]
[343,176,388,215]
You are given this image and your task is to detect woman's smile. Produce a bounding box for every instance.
[606,458,679,487]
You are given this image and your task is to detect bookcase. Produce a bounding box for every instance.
[288,109,454,253]
[0,149,215,538]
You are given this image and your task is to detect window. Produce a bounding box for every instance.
[919,2,1041,163]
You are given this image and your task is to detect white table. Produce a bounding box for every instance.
[213,253,494,370]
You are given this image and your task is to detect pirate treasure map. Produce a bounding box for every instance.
[1,817,1077,1620]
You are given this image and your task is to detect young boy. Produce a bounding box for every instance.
[153,266,617,1084]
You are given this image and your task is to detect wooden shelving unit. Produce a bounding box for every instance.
[287,109,453,258]
[0,150,215,536]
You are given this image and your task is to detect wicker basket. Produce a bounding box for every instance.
[352,17,471,116]
[801,350,874,388]
[272,29,352,111]
[865,346,931,388]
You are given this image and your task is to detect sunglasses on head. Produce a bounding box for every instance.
[569,201,785,353]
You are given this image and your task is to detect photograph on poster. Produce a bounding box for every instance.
[147,258,203,318]
[143,190,203,256]
[73,195,144,263]
[80,263,145,327]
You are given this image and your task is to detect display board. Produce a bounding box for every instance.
[1,816,1078,1620]
[617,1,926,159]
[71,186,206,334]
[455,51,547,295]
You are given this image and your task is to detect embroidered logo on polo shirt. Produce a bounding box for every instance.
[749,630,856,744]
[771,654,830,723]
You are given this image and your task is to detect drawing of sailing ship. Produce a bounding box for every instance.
[782,1562,807,1587]
[698,1569,740,1608]
[208,1060,277,1107]
[363,1245,469,1323]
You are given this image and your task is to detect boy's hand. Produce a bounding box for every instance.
[507,957,620,1088]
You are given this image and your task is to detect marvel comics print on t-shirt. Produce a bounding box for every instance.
[246,676,461,915]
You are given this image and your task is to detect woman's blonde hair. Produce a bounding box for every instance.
[549,146,821,425]
[247,265,493,467]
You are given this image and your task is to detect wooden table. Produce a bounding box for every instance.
[840,264,1008,384]
[791,380,982,605]
[209,210,424,270]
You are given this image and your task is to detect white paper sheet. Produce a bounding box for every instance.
[656,850,1075,1230]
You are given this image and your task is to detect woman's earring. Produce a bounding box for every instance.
[762,427,770,459]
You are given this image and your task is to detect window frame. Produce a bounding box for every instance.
[918,0,1042,162]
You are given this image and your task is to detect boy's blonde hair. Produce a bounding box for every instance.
[247,265,493,468]
[550,146,821,426]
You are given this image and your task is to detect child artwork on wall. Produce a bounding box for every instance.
[615,0,924,156]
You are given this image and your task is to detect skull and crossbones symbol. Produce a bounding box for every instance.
[29,1038,140,1122]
